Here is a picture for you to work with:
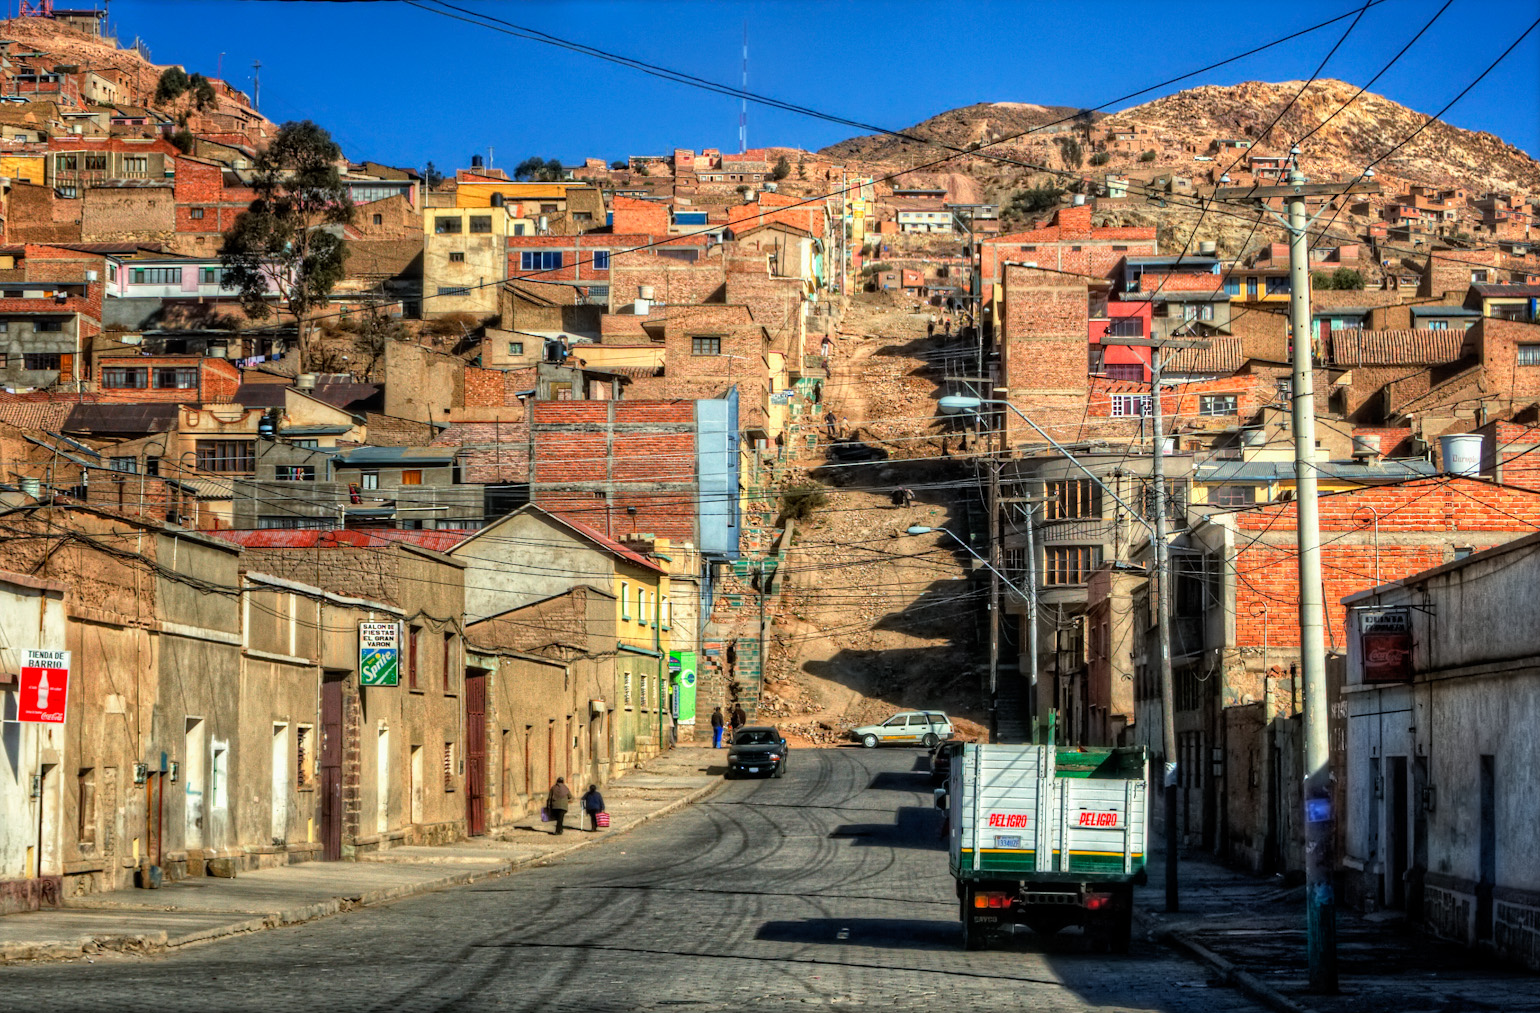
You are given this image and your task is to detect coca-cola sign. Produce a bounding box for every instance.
[18,649,70,723]
[1359,608,1413,683]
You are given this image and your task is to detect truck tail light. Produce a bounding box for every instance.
[974,891,1011,909]
[1084,893,1113,911]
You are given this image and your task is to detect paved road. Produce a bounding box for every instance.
[4,748,1259,1012]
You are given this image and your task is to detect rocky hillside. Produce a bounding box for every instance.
[821,80,1539,200]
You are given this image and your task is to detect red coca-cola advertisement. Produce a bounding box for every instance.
[18,649,70,724]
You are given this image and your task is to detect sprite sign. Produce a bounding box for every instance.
[359,622,400,687]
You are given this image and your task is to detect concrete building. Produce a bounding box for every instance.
[1341,533,1540,969]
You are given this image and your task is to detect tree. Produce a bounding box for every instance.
[422,161,445,188]
[1089,151,1111,167]
[772,155,791,181]
[220,121,354,371]
[189,73,218,111]
[610,159,627,170]
[1139,150,1157,162]
[1312,267,1366,291]
[514,156,566,182]
[1002,186,1064,224]
[169,128,197,154]
[154,67,190,104]
[1057,137,1083,171]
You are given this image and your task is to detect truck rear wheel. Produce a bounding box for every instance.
[960,889,987,951]
[1107,908,1132,954]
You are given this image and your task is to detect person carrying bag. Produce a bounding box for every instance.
[581,784,607,832]
[547,776,573,835]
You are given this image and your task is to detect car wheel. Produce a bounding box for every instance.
[774,760,785,778]
[922,733,938,749]
[861,734,879,749]
[724,769,735,780]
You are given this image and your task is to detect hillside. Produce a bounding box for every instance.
[820,80,1540,202]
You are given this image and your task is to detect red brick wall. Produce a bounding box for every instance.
[433,418,530,483]
[1476,318,1540,402]
[1229,478,1540,649]
[982,205,1156,286]
[92,355,239,402]
[1480,420,1540,489]
[612,195,669,235]
[608,250,726,314]
[999,264,1091,442]
[463,365,537,408]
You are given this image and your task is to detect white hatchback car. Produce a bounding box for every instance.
[849,711,953,749]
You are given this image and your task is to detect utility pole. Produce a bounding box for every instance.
[1104,333,1210,913]
[251,59,261,111]
[1215,164,1380,993]
[1286,157,1335,993]
[987,458,1001,741]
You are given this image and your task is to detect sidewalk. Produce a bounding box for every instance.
[1135,848,1540,1013]
[0,747,722,965]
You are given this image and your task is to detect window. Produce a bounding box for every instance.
[55,153,76,171]
[408,626,421,689]
[443,632,454,693]
[123,155,147,175]
[109,456,137,474]
[1110,394,1152,417]
[195,439,255,473]
[199,267,221,285]
[573,211,593,223]
[434,215,463,234]
[1088,346,1104,374]
[519,250,563,271]
[131,267,181,285]
[623,670,633,705]
[1179,302,1216,321]
[620,582,630,620]
[691,336,722,356]
[443,742,455,791]
[1428,320,1448,331]
[661,595,670,630]
[513,224,526,236]
[350,184,400,203]
[1453,546,1474,560]
[1517,344,1540,366]
[372,213,383,226]
[400,469,423,485]
[83,153,107,172]
[103,366,148,388]
[449,251,466,263]
[436,285,470,296]
[23,352,61,371]
[1471,270,1489,283]
[77,768,96,847]
[189,207,204,220]
[468,216,492,233]
[1105,362,1144,382]
[275,465,315,481]
[1045,546,1102,586]
[153,367,198,389]
[57,185,77,199]
[1199,394,1238,416]
[295,726,314,788]
[361,471,379,490]
[636,586,645,623]
[145,457,160,477]
[507,341,524,356]
[1265,276,1290,295]
[592,250,610,270]
[34,320,63,332]
[1223,278,1240,296]
[1211,485,1255,508]
[290,439,319,449]
[1104,316,1143,337]
[1046,480,1100,521]
[257,516,331,529]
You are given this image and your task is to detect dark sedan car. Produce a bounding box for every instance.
[726,726,788,779]
[929,739,965,786]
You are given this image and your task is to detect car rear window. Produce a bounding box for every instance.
[734,729,777,745]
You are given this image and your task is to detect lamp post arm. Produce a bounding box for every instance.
[916,526,1031,605]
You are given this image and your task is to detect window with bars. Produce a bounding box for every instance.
[1104,316,1143,337]
[1045,479,1100,520]
[23,352,62,371]
[408,626,421,689]
[1109,394,1152,417]
[195,440,254,472]
[1199,394,1237,416]
[153,367,198,389]
[109,456,137,474]
[296,726,313,788]
[1045,546,1102,586]
[691,336,722,356]
[1517,344,1540,366]
[1210,484,1255,508]
[443,632,454,693]
[443,742,455,791]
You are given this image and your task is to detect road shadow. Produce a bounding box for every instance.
[754,916,959,950]
[828,805,943,849]
[867,769,931,792]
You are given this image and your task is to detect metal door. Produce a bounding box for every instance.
[320,677,344,861]
[465,673,486,837]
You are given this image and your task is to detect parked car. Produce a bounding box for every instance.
[726,725,788,779]
[826,439,888,463]
[929,739,966,785]
[849,711,953,749]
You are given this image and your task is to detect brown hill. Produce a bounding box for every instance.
[821,80,1539,200]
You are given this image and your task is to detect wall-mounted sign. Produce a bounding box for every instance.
[669,650,697,725]
[1359,607,1413,683]
[359,622,400,687]
[18,649,70,723]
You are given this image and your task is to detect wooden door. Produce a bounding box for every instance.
[465,673,486,837]
[320,678,344,861]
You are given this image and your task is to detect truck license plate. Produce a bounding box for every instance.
[747,767,759,773]
[995,835,1021,849]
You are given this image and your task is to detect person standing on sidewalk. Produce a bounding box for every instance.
[711,706,725,748]
[548,776,572,835]
[580,784,605,832]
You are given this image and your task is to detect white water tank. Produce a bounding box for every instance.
[296,372,317,392]
[1351,434,1380,458]
[1439,433,1483,476]
[1198,241,1217,256]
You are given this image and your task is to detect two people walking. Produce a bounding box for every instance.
[547,776,607,834]
[711,703,748,748]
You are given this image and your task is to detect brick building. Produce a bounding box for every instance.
[980,204,1157,290]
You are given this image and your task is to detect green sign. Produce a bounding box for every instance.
[359,622,400,687]
[669,650,697,725]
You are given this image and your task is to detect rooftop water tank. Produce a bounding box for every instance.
[1439,433,1483,477]
[1351,434,1381,458]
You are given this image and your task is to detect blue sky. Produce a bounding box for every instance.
[123,0,1540,170]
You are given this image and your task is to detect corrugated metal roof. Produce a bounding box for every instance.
[1410,305,1481,316]
[211,529,472,551]
[339,446,458,466]
[281,424,353,436]
[61,402,180,435]
[1197,459,1436,483]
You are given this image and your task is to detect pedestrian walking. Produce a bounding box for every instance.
[840,415,850,439]
[813,381,823,404]
[710,705,725,748]
[547,776,572,835]
[581,784,605,832]
[824,409,837,440]
[927,318,935,337]
[730,703,747,736]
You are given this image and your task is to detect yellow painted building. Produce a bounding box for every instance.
[1,153,46,185]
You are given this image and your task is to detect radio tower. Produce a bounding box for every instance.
[738,22,747,155]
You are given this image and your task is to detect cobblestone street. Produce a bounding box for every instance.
[4,748,1258,1012]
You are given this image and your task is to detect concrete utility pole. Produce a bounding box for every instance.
[1103,333,1210,913]
[1215,164,1380,993]
[251,59,261,111]
[1285,158,1335,993]
[987,458,1001,741]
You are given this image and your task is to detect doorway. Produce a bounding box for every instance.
[376,724,390,836]
[271,724,289,844]
[410,745,424,824]
[1386,756,1409,909]
[1477,755,1496,940]
[464,673,486,836]
[320,677,344,861]
[184,718,206,849]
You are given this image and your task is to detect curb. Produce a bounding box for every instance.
[1134,907,1319,1013]
[0,778,725,966]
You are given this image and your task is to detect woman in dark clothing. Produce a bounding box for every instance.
[581,784,605,832]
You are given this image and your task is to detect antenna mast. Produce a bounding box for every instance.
[252,59,261,111]
[739,22,747,155]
